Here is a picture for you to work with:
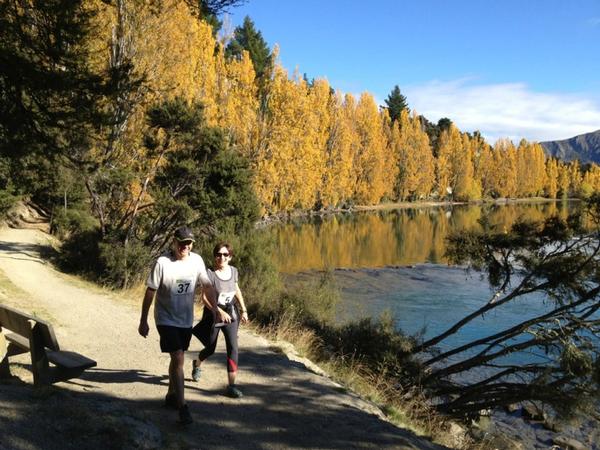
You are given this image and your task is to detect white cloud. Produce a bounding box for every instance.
[404,79,600,143]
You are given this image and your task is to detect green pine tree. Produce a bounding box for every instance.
[384,85,409,122]
[225,16,271,79]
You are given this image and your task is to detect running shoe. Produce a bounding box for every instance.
[191,362,201,382]
[227,385,243,398]
[178,404,193,425]
[164,392,178,409]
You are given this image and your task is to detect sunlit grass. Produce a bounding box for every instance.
[0,268,53,321]
[249,311,471,447]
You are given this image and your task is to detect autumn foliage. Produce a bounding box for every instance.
[2,0,598,224]
[124,5,588,215]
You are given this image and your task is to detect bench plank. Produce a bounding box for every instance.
[4,332,29,357]
[0,306,33,338]
[46,350,96,371]
[0,305,59,350]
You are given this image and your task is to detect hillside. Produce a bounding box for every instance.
[540,129,600,164]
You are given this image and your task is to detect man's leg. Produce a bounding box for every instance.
[169,349,185,407]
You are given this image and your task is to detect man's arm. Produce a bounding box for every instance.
[138,287,156,337]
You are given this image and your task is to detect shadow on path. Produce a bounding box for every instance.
[1,341,449,449]
[0,240,55,264]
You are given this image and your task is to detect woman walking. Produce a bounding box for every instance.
[192,242,248,398]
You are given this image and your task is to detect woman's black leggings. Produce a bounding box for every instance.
[197,307,239,373]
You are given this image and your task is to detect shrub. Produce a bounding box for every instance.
[50,207,97,240]
[0,189,18,218]
[321,312,416,377]
[56,229,103,276]
[98,239,152,288]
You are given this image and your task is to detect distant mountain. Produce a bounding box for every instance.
[540,129,600,164]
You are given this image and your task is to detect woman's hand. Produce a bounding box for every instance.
[240,310,249,324]
[215,307,232,324]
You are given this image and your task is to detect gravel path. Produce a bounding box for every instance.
[0,227,448,450]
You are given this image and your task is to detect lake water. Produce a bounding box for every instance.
[270,201,576,347]
[271,201,574,272]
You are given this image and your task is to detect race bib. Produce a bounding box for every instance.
[218,291,236,305]
[172,278,194,296]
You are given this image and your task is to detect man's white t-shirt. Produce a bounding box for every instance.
[147,252,210,328]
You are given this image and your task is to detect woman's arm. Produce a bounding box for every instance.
[203,284,231,323]
[235,283,248,323]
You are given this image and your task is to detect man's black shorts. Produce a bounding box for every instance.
[156,325,192,353]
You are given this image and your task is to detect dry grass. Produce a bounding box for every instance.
[251,312,482,449]
[0,268,54,322]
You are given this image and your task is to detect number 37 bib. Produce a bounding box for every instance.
[172,278,195,295]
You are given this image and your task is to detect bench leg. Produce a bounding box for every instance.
[31,325,51,385]
[0,356,10,378]
[0,333,9,378]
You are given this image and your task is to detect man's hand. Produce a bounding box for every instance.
[138,320,149,338]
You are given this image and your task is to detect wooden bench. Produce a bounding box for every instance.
[0,304,96,385]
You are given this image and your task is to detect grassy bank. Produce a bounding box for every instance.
[245,271,484,449]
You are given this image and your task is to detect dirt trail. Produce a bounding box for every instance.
[0,227,448,450]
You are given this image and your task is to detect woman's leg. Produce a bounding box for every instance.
[196,327,219,363]
[222,321,239,386]
[194,308,218,366]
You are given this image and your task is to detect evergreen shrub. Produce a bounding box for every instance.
[98,239,152,288]
[57,229,103,276]
[0,189,18,218]
[51,207,97,240]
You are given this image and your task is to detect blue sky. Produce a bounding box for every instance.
[224,0,600,144]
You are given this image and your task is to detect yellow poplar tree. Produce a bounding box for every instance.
[215,50,258,153]
[320,93,361,207]
[516,140,547,197]
[580,165,600,198]
[568,160,583,197]
[557,162,571,198]
[436,125,477,200]
[254,66,327,211]
[352,93,396,204]
[473,135,495,198]
[460,133,482,200]
[88,1,220,160]
[545,158,559,199]
[393,110,434,200]
[436,133,451,200]
[493,139,518,198]
[306,79,334,208]
[531,142,548,196]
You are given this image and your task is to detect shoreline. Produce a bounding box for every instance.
[257,197,576,227]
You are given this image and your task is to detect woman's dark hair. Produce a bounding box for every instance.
[213,242,233,257]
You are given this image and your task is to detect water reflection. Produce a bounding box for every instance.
[272,201,575,273]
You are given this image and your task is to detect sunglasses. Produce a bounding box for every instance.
[178,240,193,246]
[215,252,230,258]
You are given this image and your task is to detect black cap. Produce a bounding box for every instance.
[174,226,195,242]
